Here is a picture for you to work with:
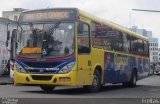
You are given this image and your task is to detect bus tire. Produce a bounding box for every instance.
[40,85,55,92]
[123,70,137,87]
[83,70,101,93]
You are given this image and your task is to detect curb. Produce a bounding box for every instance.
[0,76,14,85]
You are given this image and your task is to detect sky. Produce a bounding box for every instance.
[0,0,160,43]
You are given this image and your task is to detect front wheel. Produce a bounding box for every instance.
[40,85,55,92]
[83,70,101,93]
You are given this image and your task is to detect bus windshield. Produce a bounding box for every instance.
[16,22,74,58]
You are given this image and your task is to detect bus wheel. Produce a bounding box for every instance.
[84,70,101,93]
[130,71,137,87]
[123,71,137,87]
[40,85,55,92]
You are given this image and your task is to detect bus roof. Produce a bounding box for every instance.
[20,8,148,42]
[21,8,78,13]
[78,9,149,42]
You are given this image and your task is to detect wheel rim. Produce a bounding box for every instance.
[93,75,99,87]
[133,74,136,85]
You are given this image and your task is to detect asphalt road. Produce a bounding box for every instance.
[0,75,160,104]
[0,75,160,98]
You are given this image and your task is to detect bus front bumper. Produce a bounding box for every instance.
[14,70,77,86]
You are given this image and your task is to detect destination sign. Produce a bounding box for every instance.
[19,9,77,22]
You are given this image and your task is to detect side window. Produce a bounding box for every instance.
[144,41,149,57]
[130,36,138,54]
[91,22,113,50]
[78,21,90,54]
[123,33,130,53]
[113,30,123,52]
[102,25,114,50]
[138,39,144,55]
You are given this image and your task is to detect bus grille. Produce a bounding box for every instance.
[25,62,61,68]
[28,70,57,74]
[31,75,52,81]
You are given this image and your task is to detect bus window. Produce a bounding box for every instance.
[91,22,103,48]
[78,21,90,54]
[113,30,123,52]
[123,33,130,53]
[91,22,113,50]
[130,36,138,54]
[144,41,149,57]
[138,39,144,55]
[102,24,113,50]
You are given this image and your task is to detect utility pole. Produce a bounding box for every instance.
[132,9,160,28]
[132,9,160,13]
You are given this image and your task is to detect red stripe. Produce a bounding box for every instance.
[16,53,75,61]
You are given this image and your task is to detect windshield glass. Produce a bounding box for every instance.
[16,22,74,58]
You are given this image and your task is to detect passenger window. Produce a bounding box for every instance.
[138,39,144,55]
[91,22,113,50]
[130,36,138,54]
[144,41,149,56]
[113,30,123,52]
[78,21,90,54]
[123,33,130,53]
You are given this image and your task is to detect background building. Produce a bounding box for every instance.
[2,8,26,21]
[130,26,152,39]
[158,48,160,63]
[150,38,159,64]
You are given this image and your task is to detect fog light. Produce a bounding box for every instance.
[53,78,57,83]
[26,76,30,82]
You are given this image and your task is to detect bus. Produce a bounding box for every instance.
[0,18,16,77]
[6,8,150,92]
[0,42,9,75]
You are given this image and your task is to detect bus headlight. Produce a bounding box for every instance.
[58,62,75,74]
[15,62,26,73]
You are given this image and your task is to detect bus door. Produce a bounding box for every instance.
[77,20,92,85]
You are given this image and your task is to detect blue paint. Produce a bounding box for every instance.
[14,56,76,74]
[104,52,149,83]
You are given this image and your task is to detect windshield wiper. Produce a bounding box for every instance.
[48,21,61,35]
